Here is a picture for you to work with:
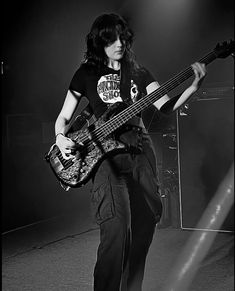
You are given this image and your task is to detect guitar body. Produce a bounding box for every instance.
[45,103,132,188]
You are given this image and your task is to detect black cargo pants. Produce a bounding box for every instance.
[91,131,162,291]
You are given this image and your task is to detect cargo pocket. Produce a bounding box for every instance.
[91,177,115,225]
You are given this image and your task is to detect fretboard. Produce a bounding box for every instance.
[92,50,217,140]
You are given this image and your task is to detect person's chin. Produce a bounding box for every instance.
[115,53,124,60]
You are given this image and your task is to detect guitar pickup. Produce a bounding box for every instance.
[50,156,64,173]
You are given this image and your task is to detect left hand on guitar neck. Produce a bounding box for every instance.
[191,62,207,90]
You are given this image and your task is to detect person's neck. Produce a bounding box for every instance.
[107,60,121,71]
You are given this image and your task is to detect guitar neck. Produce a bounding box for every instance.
[95,50,217,138]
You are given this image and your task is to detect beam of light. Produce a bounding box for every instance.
[162,163,234,291]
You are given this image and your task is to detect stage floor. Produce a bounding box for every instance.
[2,215,234,291]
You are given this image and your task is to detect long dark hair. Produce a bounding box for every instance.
[84,13,141,73]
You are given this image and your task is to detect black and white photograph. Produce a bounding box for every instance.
[2,0,234,290]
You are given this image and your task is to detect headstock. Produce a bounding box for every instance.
[214,40,234,59]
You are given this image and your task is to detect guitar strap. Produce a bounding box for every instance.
[120,60,132,105]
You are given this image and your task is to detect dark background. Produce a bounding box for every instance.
[1,0,234,232]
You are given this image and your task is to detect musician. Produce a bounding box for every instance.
[55,13,206,291]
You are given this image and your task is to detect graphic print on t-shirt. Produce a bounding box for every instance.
[97,73,138,104]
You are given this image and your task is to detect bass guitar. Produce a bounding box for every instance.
[45,40,234,190]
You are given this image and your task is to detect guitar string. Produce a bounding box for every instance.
[60,52,216,167]
[83,43,232,143]
[60,52,216,168]
[85,51,215,140]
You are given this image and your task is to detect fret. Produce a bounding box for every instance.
[93,56,210,138]
[91,42,232,141]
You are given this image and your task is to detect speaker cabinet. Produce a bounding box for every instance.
[177,96,234,231]
[144,108,181,228]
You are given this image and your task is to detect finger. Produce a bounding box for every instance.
[198,66,206,77]
[192,64,205,79]
[59,148,75,160]
[64,148,73,154]
[194,63,202,73]
[65,146,78,153]
[65,139,76,146]
[196,62,207,75]
[200,64,207,76]
[63,141,77,150]
[191,63,199,70]
[191,64,199,77]
[61,152,75,160]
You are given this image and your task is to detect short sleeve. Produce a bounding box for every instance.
[142,67,156,88]
[69,64,87,95]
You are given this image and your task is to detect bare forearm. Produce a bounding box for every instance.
[54,90,81,136]
[55,115,70,136]
[160,62,206,114]
[172,85,197,111]
[174,62,206,111]
[159,85,197,114]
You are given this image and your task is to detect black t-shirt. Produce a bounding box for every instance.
[69,63,160,176]
[69,63,155,118]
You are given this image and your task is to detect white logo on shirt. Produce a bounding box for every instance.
[97,74,138,104]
